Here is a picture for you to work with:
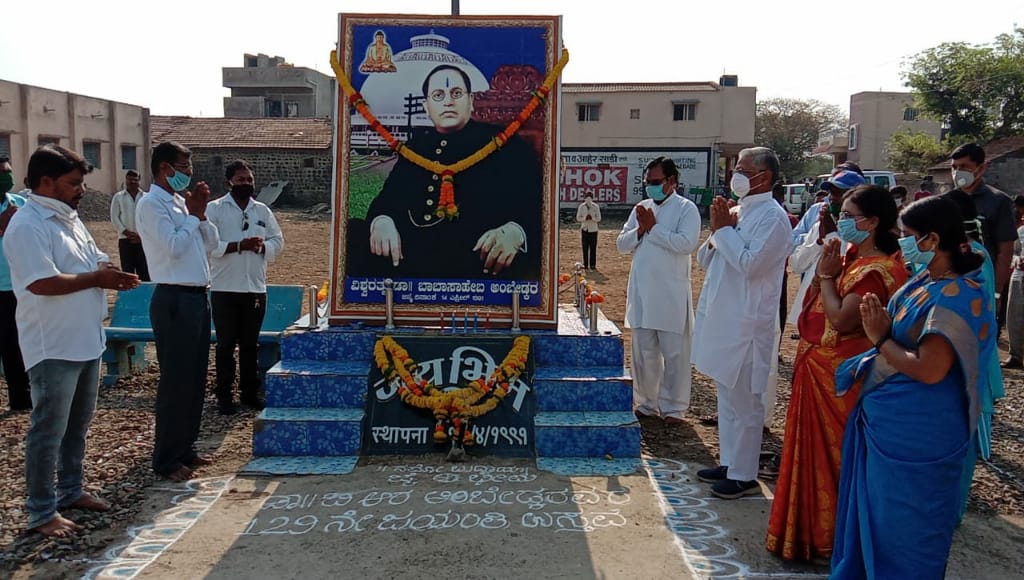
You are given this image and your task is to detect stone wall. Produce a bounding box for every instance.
[189,147,332,206]
[988,152,1024,197]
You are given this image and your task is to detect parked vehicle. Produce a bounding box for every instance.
[782,184,809,215]
[813,170,897,192]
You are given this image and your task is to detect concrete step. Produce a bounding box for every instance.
[253,408,363,457]
[280,328,378,362]
[533,334,624,367]
[533,366,632,412]
[534,411,641,459]
[264,360,369,408]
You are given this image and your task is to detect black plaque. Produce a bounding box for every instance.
[364,335,535,456]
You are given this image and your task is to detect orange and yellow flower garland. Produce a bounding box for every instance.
[329,48,570,220]
[373,335,530,446]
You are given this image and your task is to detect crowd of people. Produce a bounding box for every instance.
[616,143,1016,577]
[0,142,282,537]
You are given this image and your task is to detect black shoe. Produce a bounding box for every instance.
[218,400,239,416]
[240,395,266,411]
[1001,357,1023,369]
[710,478,761,499]
[698,414,718,426]
[697,465,728,483]
[758,454,780,480]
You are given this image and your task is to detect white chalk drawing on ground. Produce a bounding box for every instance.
[240,464,631,537]
[82,476,232,580]
[645,458,827,579]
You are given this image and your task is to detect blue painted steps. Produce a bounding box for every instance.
[253,408,363,456]
[534,366,632,412]
[534,411,640,458]
[264,360,369,408]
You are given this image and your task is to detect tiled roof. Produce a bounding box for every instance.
[563,82,720,93]
[150,116,333,150]
[927,136,1024,171]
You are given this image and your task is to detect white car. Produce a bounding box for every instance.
[783,184,809,215]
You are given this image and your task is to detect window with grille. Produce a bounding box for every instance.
[577,103,600,122]
[903,107,919,121]
[82,142,101,168]
[629,108,640,119]
[121,145,137,170]
[673,103,697,121]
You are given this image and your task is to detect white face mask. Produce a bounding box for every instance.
[730,173,750,197]
[953,169,976,189]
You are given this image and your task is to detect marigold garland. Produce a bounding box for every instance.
[329,47,570,220]
[373,335,531,446]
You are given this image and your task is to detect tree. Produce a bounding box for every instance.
[884,130,947,173]
[755,98,847,182]
[904,27,1024,141]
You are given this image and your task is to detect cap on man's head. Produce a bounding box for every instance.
[823,170,865,192]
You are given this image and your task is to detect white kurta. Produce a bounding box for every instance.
[617,193,702,335]
[693,192,793,394]
[617,193,701,417]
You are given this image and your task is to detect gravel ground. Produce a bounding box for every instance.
[1,214,1023,574]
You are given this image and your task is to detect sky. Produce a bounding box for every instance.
[2,0,1022,117]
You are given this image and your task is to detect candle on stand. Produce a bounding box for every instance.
[439,313,445,331]
[485,312,491,330]
[474,309,479,333]
[450,311,456,333]
[463,309,469,333]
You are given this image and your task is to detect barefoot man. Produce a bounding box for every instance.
[6,145,140,536]
[137,142,220,482]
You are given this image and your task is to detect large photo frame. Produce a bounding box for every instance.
[329,14,563,329]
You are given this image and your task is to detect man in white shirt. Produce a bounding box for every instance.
[136,141,219,482]
[616,157,701,424]
[692,147,792,499]
[206,160,284,415]
[6,145,139,537]
[576,194,601,270]
[110,169,149,281]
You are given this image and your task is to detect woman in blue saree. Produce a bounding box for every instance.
[831,196,997,579]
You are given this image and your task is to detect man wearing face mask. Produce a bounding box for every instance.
[787,170,866,328]
[205,160,284,415]
[693,147,792,499]
[136,141,220,482]
[0,157,32,411]
[950,143,1017,331]
[616,157,701,424]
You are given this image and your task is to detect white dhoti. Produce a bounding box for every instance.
[763,315,781,427]
[716,361,764,482]
[631,328,692,419]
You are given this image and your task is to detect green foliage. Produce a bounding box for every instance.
[755,98,847,182]
[904,27,1024,141]
[884,130,948,173]
[346,154,392,220]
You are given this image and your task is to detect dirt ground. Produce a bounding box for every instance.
[1,207,1023,578]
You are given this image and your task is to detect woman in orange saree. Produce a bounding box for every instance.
[766,185,908,562]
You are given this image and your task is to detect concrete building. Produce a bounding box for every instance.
[847,91,943,170]
[0,79,151,193]
[559,76,756,206]
[223,54,335,119]
[150,116,333,205]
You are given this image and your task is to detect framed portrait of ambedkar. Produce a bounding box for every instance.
[329,13,563,329]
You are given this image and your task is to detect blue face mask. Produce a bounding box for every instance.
[898,234,935,267]
[646,184,667,202]
[167,169,191,192]
[837,218,869,244]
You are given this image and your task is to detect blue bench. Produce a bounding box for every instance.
[102,282,305,386]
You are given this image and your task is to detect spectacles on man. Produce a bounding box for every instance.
[242,211,250,231]
[429,87,466,102]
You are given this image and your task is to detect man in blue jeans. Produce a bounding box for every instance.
[5,145,140,537]
[0,156,32,411]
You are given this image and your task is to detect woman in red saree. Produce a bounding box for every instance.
[766,185,908,562]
